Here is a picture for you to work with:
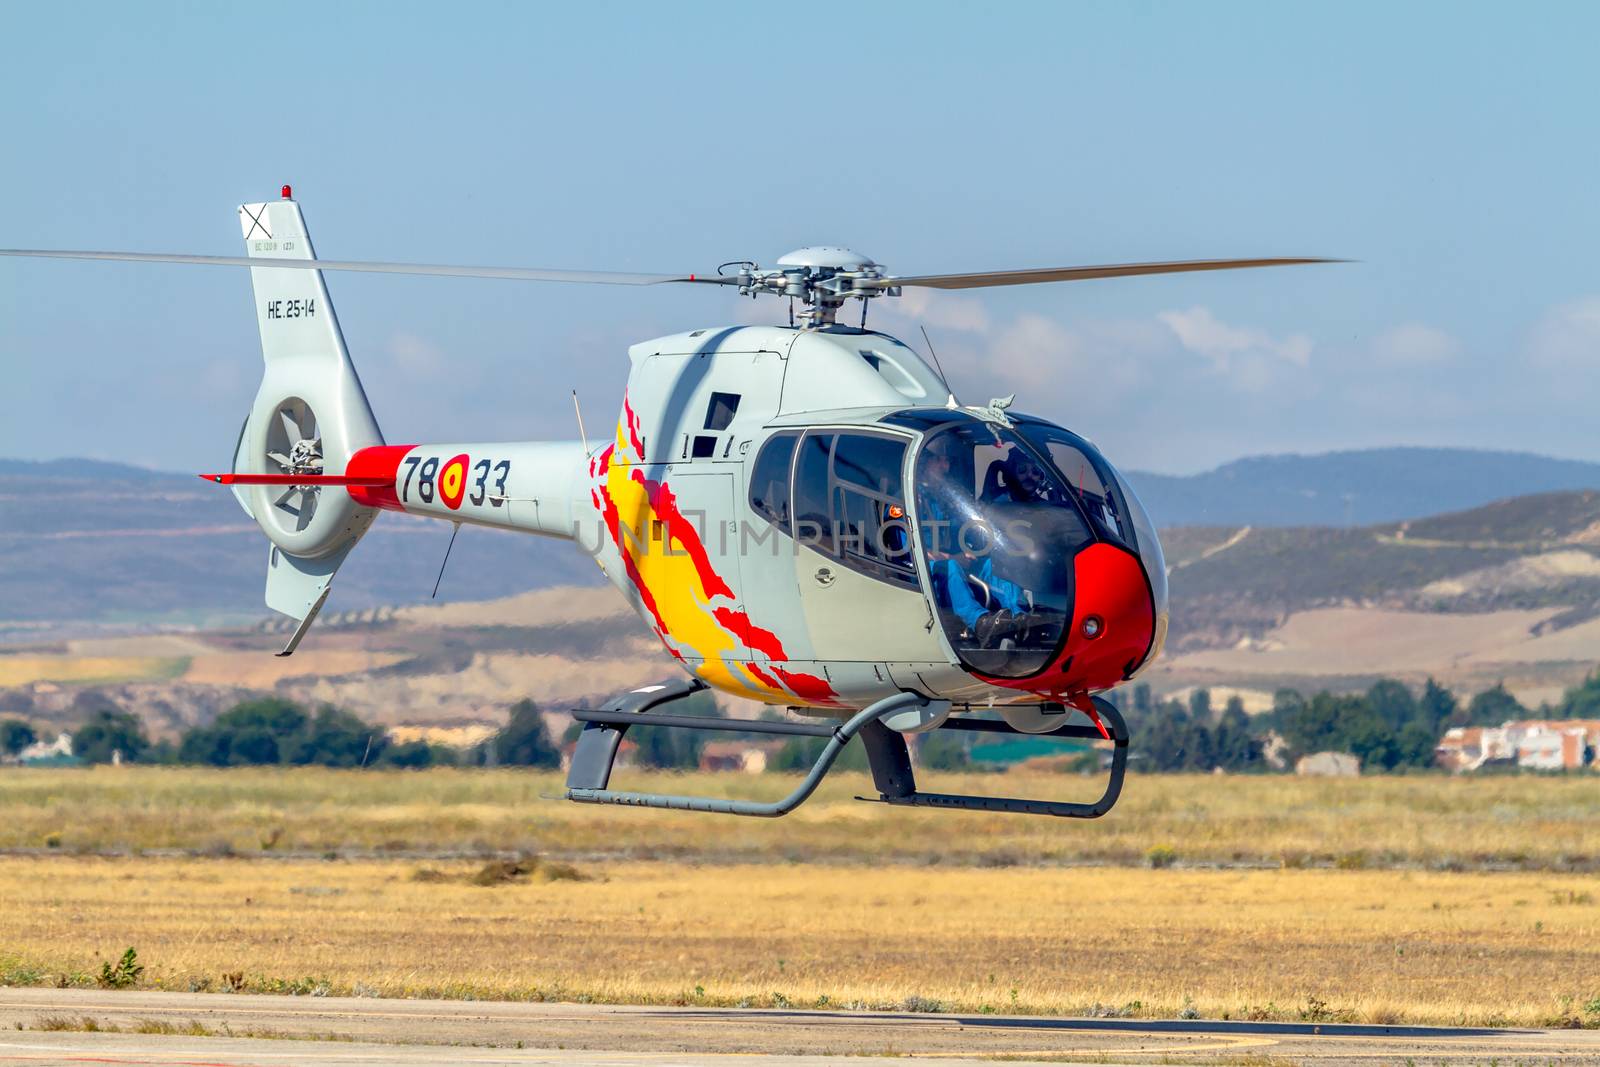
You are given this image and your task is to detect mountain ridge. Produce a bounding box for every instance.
[7,449,1600,632]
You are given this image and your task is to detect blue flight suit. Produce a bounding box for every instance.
[919,493,1025,630]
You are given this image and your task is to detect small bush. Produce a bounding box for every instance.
[35,1015,105,1032]
[133,1019,212,1036]
[471,856,590,887]
[472,858,534,886]
[1146,844,1177,869]
[97,949,142,990]
[902,994,943,1013]
[1335,851,1368,871]
[1299,995,1350,1023]
[42,832,62,850]
[0,955,45,986]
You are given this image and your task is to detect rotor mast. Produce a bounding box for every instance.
[729,247,897,328]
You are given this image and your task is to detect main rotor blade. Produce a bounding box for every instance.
[0,248,736,286]
[878,257,1344,290]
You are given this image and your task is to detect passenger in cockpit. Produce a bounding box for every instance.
[919,436,1031,648]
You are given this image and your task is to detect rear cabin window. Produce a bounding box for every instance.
[791,431,915,589]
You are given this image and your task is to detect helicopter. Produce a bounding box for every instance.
[2,188,1335,819]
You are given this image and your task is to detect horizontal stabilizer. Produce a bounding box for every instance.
[200,472,393,487]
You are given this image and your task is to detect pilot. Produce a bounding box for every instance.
[989,447,1054,505]
[919,435,1030,647]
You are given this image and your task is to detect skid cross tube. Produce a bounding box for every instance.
[572,708,837,738]
[565,692,928,817]
[861,697,1130,819]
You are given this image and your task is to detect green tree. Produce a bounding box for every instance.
[772,734,868,772]
[179,698,308,766]
[1366,679,1418,732]
[1394,720,1440,769]
[1280,691,1348,757]
[494,699,561,768]
[381,739,440,768]
[1135,697,1195,771]
[290,705,384,767]
[915,730,970,770]
[1467,683,1526,727]
[1212,696,1262,770]
[0,718,36,755]
[631,723,704,769]
[73,709,149,764]
[1267,688,1306,734]
[1556,672,1600,720]
[1419,678,1460,731]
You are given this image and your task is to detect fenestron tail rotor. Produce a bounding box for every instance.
[261,397,323,534]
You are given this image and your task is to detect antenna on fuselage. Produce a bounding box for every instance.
[919,325,958,407]
[572,389,590,455]
[431,521,461,599]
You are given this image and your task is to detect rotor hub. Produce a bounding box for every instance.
[726,247,900,327]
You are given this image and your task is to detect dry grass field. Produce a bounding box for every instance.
[0,655,189,687]
[0,856,1596,1028]
[2,766,1597,870]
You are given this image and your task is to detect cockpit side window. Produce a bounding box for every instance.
[792,430,916,589]
[793,432,836,556]
[831,433,915,587]
[748,432,799,532]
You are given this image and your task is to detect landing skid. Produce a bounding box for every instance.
[564,679,1129,819]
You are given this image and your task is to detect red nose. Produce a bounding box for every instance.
[971,542,1156,700]
[1054,543,1157,692]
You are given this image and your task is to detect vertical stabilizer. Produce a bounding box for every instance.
[235,190,385,651]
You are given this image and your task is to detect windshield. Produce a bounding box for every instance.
[1015,417,1169,673]
[1014,421,1137,550]
[912,422,1094,678]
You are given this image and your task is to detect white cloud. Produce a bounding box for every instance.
[887,287,991,333]
[1156,305,1312,393]
[1373,322,1458,364]
[385,331,447,379]
[1529,295,1600,367]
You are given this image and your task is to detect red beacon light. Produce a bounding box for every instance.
[281,184,292,200]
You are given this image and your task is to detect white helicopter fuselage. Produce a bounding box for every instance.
[366,324,1168,713]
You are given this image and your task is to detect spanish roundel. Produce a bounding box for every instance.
[439,453,469,510]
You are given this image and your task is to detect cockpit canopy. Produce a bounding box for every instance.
[745,409,1168,685]
[899,411,1168,681]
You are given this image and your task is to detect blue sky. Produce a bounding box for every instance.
[3,1,1597,474]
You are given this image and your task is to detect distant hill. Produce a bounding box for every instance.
[1162,489,1600,651]
[0,458,598,631]
[8,450,1600,634]
[1125,447,1600,527]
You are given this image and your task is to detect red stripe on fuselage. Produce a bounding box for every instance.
[344,444,414,512]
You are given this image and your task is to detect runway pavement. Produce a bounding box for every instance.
[1,988,1597,1065]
